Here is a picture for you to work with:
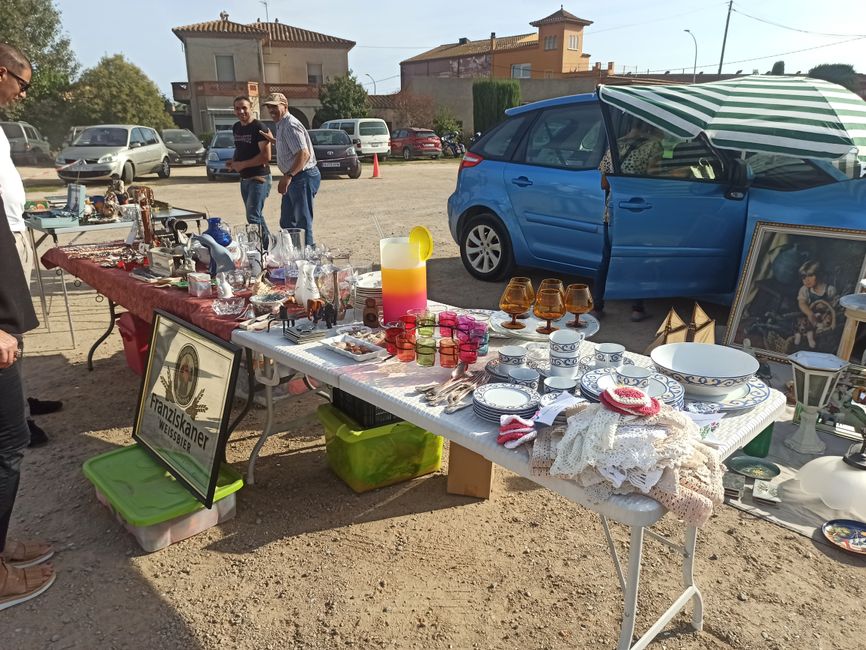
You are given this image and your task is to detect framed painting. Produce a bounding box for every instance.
[725,222,866,363]
[133,310,241,507]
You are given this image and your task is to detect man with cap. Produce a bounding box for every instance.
[260,93,321,247]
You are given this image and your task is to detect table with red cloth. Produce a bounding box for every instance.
[41,246,243,342]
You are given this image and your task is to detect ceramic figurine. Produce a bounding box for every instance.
[363,298,379,328]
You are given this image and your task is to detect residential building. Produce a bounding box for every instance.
[401,8,603,87]
[172,11,354,134]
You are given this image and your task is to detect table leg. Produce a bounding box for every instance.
[27,226,48,324]
[87,299,118,371]
[57,268,76,348]
[446,442,493,498]
[246,355,291,485]
[683,526,703,631]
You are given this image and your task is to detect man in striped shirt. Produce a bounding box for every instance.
[261,93,321,247]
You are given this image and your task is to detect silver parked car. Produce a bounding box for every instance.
[55,124,172,183]
[1,121,52,165]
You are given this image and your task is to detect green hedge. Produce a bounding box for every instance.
[472,80,521,136]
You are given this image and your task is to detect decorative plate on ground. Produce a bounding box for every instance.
[725,456,781,479]
[580,367,685,406]
[488,311,599,342]
[685,377,770,412]
[821,519,866,555]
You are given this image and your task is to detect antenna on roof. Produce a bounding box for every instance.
[259,0,270,23]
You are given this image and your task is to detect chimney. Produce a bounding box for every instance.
[219,10,228,21]
[458,37,469,45]
[607,61,615,73]
[490,32,496,51]
[274,17,279,23]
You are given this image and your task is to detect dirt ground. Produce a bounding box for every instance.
[7,162,864,649]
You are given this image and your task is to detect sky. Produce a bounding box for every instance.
[54,0,866,97]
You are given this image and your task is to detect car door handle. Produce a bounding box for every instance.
[617,199,653,211]
[511,176,533,187]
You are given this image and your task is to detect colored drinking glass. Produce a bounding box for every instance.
[470,322,490,356]
[564,283,594,328]
[399,313,417,336]
[396,332,417,362]
[438,337,458,368]
[438,310,458,337]
[456,314,476,342]
[508,277,535,319]
[408,308,435,336]
[415,336,436,367]
[459,340,479,365]
[499,283,530,330]
[383,321,404,355]
[533,288,565,335]
[539,278,565,300]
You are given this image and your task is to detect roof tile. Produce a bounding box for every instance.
[402,33,536,64]
[173,18,354,48]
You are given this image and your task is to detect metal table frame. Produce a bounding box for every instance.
[230,327,786,649]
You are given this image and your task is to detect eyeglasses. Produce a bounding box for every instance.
[5,68,30,93]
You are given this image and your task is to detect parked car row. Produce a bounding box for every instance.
[1,121,51,165]
[55,124,172,183]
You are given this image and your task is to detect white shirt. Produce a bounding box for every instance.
[0,129,26,232]
[274,112,317,174]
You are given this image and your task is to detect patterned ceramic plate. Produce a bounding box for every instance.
[726,456,781,479]
[687,377,771,412]
[485,358,548,379]
[355,271,382,290]
[822,519,866,555]
[488,311,600,342]
[473,383,541,411]
[580,367,685,406]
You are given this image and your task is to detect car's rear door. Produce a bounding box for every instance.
[604,135,748,299]
[129,128,149,169]
[503,101,607,276]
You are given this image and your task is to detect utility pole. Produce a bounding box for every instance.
[365,74,377,95]
[718,0,733,75]
[259,0,270,22]
[684,30,697,84]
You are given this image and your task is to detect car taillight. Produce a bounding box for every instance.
[459,152,484,171]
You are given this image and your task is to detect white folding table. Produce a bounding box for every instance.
[230,328,786,649]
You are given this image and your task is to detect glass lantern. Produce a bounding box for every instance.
[786,351,848,455]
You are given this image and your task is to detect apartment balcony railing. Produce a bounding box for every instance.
[187,81,261,98]
[264,83,320,99]
[171,82,190,102]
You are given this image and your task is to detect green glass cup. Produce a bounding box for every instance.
[409,308,435,337]
[415,336,436,367]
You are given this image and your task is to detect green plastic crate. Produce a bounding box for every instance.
[82,445,243,551]
[317,403,444,493]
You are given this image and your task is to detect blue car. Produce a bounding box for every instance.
[206,131,239,181]
[447,92,865,301]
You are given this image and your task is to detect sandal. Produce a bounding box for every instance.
[2,539,55,568]
[0,561,56,612]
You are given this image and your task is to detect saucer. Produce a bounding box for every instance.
[726,456,781,479]
[580,367,684,406]
[684,377,770,412]
[579,355,634,372]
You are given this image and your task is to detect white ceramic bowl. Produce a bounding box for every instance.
[650,342,759,397]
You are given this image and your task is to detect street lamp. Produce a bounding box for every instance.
[684,29,697,84]
[365,73,377,95]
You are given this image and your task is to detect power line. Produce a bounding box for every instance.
[731,5,866,38]
[590,1,729,34]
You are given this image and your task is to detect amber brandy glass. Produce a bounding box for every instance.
[564,283,593,328]
[499,283,531,330]
[508,277,535,319]
[533,288,566,334]
[538,278,565,299]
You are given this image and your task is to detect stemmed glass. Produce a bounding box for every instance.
[539,278,565,300]
[499,283,531,330]
[564,283,593,328]
[533,288,566,335]
[508,277,535,319]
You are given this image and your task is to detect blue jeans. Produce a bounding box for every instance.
[280,167,321,247]
[240,174,272,250]
[0,362,28,550]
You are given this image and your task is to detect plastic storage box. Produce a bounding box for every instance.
[117,312,152,375]
[317,403,444,493]
[331,387,401,428]
[82,445,243,552]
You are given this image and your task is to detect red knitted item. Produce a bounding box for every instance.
[599,386,660,417]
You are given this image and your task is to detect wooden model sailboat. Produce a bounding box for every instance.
[644,303,715,353]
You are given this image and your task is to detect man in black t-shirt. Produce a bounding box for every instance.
[226,95,272,248]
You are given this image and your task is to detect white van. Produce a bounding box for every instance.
[321,118,390,158]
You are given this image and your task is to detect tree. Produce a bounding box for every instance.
[771,61,785,75]
[316,72,369,123]
[0,0,79,146]
[433,105,462,137]
[67,55,175,129]
[808,63,858,91]
[472,80,520,136]
[391,90,435,129]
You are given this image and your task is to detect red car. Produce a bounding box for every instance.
[390,128,442,160]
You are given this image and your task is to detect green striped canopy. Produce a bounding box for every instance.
[598,75,866,163]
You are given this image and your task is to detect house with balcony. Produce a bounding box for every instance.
[172,11,354,134]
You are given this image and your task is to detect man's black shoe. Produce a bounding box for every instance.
[27,397,63,415]
[27,419,49,447]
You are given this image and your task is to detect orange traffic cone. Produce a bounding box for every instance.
[371,153,381,179]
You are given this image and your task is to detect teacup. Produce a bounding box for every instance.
[549,355,580,377]
[595,343,626,368]
[499,345,527,367]
[508,366,540,391]
[544,376,577,396]
[614,365,651,389]
[549,329,584,355]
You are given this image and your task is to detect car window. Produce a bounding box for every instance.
[1,123,24,138]
[472,114,531,161]
[24,126,38,139]
[130,128,148,146]
[521,104,604,170]
[359,121,388,136]
[74,127,128,146]
[414,130,437,139]
[747,153,841,190]
[162,130,199,144]
[145,129,159,145]
[211,132,235,148]
[309,130,351,146]
[338,122,355,135]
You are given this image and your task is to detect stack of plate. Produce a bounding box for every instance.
[283,322,329,345]
[579,367,685,409]
[472,383,541,423]
[353,271,383,315]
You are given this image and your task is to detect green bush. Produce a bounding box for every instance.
[472,80,520,136]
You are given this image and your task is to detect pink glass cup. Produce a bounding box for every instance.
[459,339,479,365]
[438,310,458,338]
[383,321,404,355]
[396,332,416,362]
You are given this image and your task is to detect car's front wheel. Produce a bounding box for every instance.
[206,169,215,181]
[402,148,411,161]
[459,213,514,281]
[156,158,170,178]
[348,163,362,179]
[121,162,134,184]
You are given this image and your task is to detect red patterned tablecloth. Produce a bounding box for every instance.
[41,247,245,341]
